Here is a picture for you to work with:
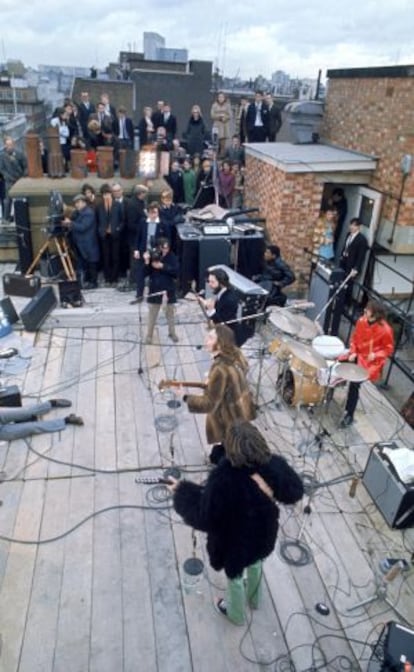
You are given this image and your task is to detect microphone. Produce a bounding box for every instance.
[285,301,315,311]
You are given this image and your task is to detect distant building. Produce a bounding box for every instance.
[0,76,46,135]
[143,32,188,64]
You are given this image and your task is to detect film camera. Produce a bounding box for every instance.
[46,190,66,236]
[148,247,162,262]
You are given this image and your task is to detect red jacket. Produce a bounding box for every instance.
[349,316,394,381]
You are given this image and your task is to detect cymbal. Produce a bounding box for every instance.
[293,314,321,340]
[268,308,298,336]
[289,340,327,369]
[334,362,369,383]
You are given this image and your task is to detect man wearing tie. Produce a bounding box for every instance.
[340,217,368,286]
[114,106,134,149]
[246,91,269,143]
[78,91,95,138]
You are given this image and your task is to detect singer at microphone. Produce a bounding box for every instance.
[199,269,246,346]
[252,245,295,307]
[143,238,179,345]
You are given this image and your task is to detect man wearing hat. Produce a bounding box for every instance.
[63,194,100,289]
[125,183,149,295]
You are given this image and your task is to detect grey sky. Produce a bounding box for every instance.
[1,0,413,79]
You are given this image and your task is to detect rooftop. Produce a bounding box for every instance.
[0,280,413,671]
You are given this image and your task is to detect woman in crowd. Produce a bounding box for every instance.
[138,106,155,146]
[218,160,235,208]
[168,420,304,625]
[50,107,70,169]
[210,91,233,158]
[183,105,208,158]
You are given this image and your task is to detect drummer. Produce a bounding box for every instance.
[339,300,394,427]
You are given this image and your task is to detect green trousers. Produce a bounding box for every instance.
[226,560,262,625]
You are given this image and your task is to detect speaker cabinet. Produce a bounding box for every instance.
[368,621,414,671]
[0,297,19,324]
[3,273,41,298]
[20,286,57,331]
[199,238,231,288]
[362,443,414,529]
[13,198,34,274]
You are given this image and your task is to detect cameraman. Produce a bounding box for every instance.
[143,238,179,344]
[63,194,100,289]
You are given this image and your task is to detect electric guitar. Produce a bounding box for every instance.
[158,379,207,391]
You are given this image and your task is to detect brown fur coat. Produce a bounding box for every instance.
[185,353,256,443]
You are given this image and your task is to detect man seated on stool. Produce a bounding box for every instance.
[339,300,394,428]
[0,399,83,442]
[253,245,295,307]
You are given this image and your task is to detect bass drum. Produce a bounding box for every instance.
[279,367,325,406]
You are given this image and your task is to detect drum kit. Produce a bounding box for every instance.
[268,307,369,410]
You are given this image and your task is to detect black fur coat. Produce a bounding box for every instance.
[173,455,304,579]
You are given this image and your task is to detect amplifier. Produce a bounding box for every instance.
[20,286,57,332]
[362,443,414,529]
[368,621,414,671]
[0,385,22,407]
[3,273,41,298]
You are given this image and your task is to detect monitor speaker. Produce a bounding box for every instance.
[0,297,19,324]
[20,286,57,332]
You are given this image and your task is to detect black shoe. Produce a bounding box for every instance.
[64,414,84,426]
[50,399,72,408]
[340,413,353,428]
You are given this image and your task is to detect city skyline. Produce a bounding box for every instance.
[1,0,413,80]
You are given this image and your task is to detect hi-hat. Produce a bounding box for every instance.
[334,362,369,383]
[268,308,298,336]
[289,341,327,369]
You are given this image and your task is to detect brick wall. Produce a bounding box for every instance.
[244,155,323,287]
[321,75,414,226]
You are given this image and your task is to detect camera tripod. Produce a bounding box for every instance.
[26,232,76,281]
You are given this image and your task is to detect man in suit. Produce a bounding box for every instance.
[113,106,134,150]
[245,91,269,143]
[151,100,165,130]
[340,217,368,280]
[77,91,95,138]
[131,202,171,303]
[329,217,369,335]
[265,94,282,142]
[125,184,149,291]
[161,103,177,142]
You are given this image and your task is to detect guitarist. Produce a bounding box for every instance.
[198,268,246,346]
[182,324,256,463]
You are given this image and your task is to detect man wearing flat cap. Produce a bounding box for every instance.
[63,194,100,288]
[125,183,149,294]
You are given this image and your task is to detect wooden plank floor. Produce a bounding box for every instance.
[0,286,413,672]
